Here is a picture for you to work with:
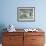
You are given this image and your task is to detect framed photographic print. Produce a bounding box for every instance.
[17,7,35,22]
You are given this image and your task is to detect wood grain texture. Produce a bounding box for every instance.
[2,32,23,46]
[2,31,45,46]
[24,32,45,46]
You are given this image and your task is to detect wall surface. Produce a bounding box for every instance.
[0,0,46,30]
[0,0,46,44]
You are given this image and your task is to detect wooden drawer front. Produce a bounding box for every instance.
[24,32,44,36]
[32,36,45,44]
[24,36,32,46]
[3,32,23,36]
[3,43,23,46]
[31,44,44,46]
[3,36,23,44]
[24,36,44,46]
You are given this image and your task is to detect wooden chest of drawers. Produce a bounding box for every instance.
[2,32,45,46]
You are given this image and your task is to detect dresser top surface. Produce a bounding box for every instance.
[3,29,45,33]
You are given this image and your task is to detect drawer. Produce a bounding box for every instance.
[3,32,23,36]
[3,43,23,46]
[24,32,44,36]
[24,36,44,44]
[32,36,45,44]
[3,37,23,46]
[31,44,44,46]
[3,36,23,44]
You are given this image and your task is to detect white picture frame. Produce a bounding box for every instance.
[17,7,35,22]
